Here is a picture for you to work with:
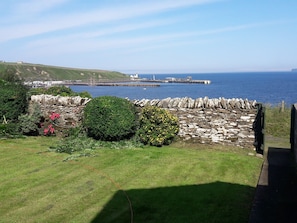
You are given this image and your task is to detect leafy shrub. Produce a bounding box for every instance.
[52,135,98,154]
[78,91,92,98]
[137,106,179,146]
[0,79,29,122]
[28,86,71,96]
[83,96,138,141]
[47,86,73,96]
[51,127,101,154]
[51,127,144,154]
[29,86,92,98]
[0,123,20,138]
[18,103,43,136]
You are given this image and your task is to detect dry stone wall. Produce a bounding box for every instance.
[170,107,256,148]
[29,95,259,148]
[30,94,91,128]
[133,97,258,148]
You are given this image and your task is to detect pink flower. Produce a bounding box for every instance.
[50,127,55,134]
[43,128,49,135]
[50,112,60,121]
[43,112,60,136]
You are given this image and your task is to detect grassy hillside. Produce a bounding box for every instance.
[0,62,129,81]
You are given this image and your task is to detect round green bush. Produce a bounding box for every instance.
[137,106,179,146]
[83,96,138,141]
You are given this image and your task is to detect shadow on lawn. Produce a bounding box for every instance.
[91,181,255,223]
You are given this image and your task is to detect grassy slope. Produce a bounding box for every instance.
[0,137,262,223]
[0,62,129,81]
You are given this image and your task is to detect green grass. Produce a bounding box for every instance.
[0,137,262,223]
[264,105,291,152]
[265,106,291,139]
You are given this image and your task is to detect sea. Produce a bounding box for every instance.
[70,71,297,107]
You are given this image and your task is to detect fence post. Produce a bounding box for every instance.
[281,100,285,112]
[290,104,297,163]
[253,103,265,154]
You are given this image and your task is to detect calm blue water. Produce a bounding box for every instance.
[70,72,297,106]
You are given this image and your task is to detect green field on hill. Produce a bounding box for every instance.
[0,62,129,81]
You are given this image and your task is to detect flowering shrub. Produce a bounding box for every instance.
[44,112,60,136]
[137,106,179,146]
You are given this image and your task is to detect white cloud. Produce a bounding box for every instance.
[0,0,220,42]
[21,22,267,58]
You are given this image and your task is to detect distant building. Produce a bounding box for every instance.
[130,74,139,80]
[165,77,176,81]
[17,61,23,64]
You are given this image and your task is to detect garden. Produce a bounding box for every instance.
[0,137,262,223]
[0,70,267,222]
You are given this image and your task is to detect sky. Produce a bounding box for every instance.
[1,0,297,74]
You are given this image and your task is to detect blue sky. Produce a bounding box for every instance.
[1,0,296,74]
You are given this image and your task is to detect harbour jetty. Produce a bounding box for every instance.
[139,79,211,84]
[24,75,210,88]
[134,75,211,84]
[24,81,160,88]
[67,82,160,87]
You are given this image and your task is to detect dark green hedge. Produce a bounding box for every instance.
[83,96,138,141]
[0,80,29,121]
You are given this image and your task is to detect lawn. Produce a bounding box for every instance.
[0,137,262,223]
